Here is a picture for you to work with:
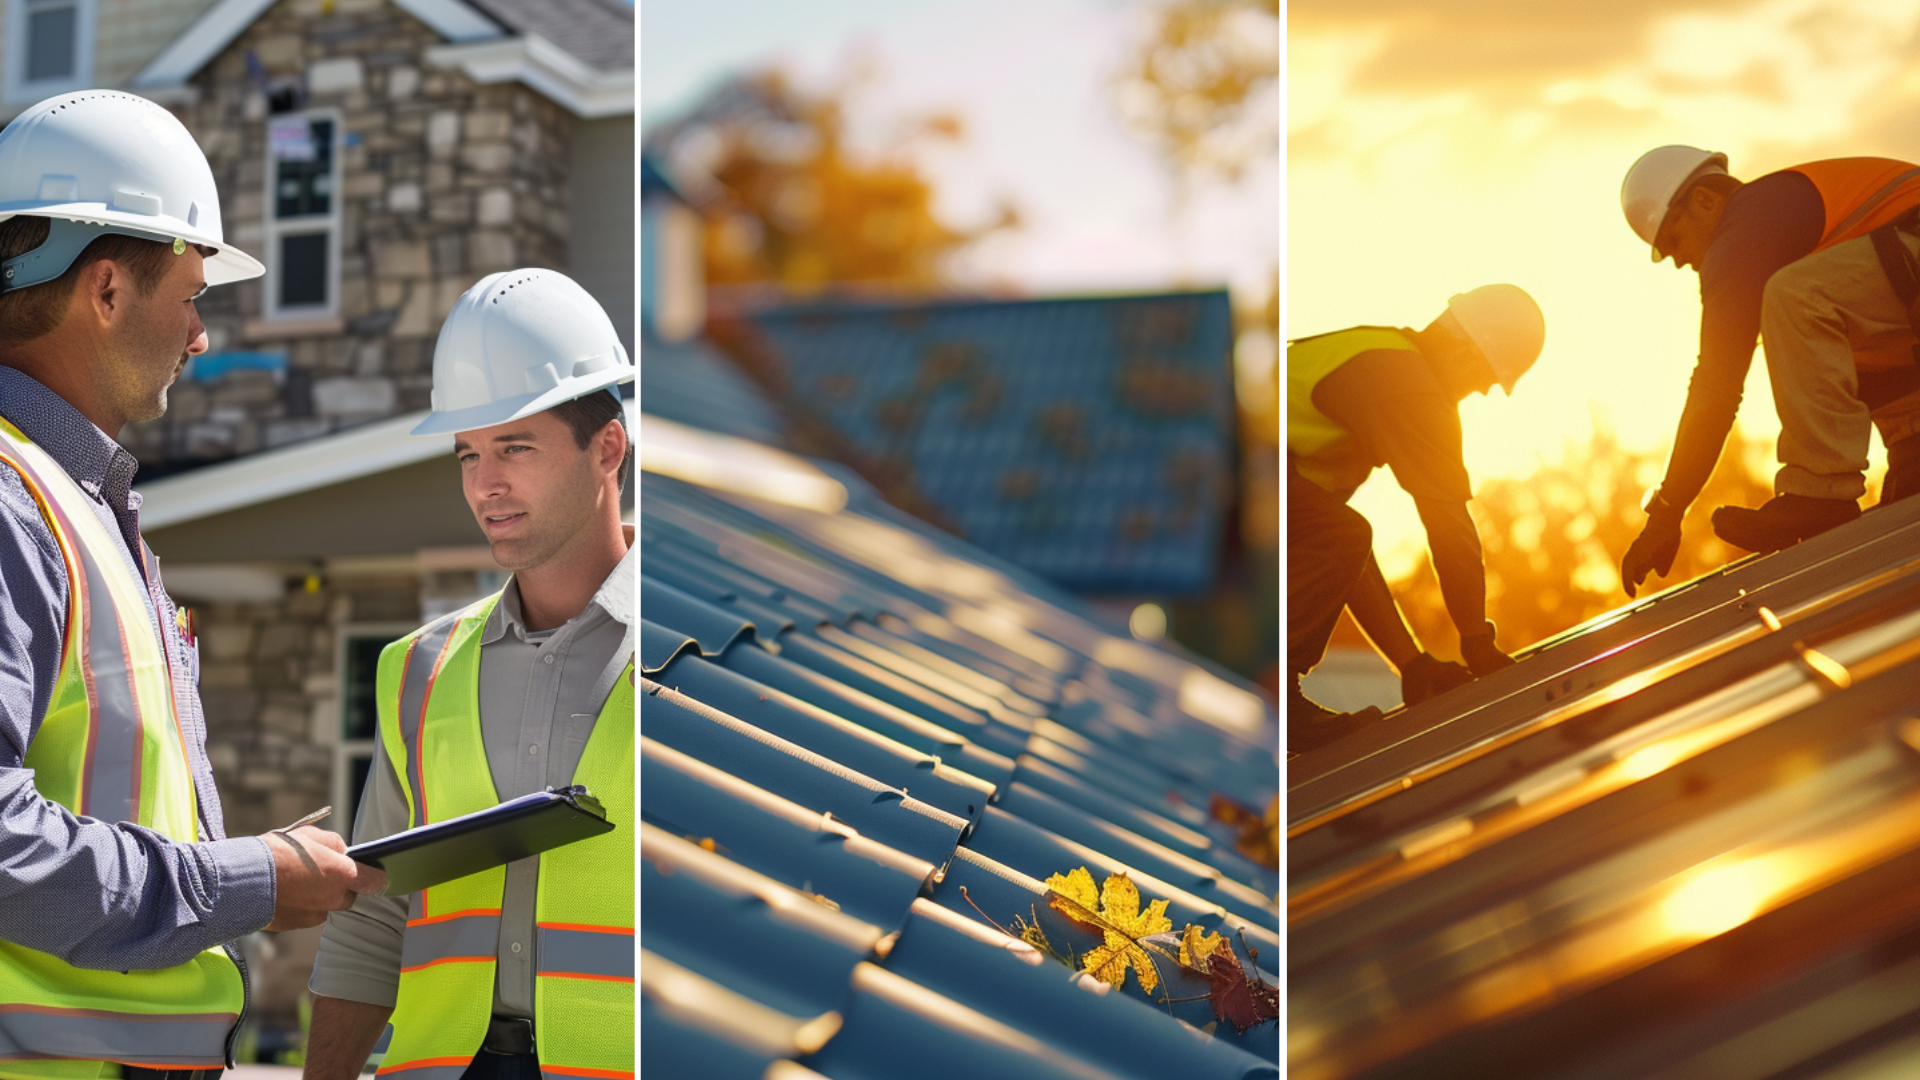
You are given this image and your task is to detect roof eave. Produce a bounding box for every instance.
[137,397,637,530]
[131,0,506,92]
[424,35,634,119]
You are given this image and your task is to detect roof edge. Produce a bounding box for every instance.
[136,409,447,530]
[132,0,505,90]
[424,34,634,118]
[138,398,638,531]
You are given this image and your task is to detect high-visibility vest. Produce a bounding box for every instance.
[1784,158,1920,252]
[1287,326,1421,495]
[375,595,634,1080]
[0,416,244,1080]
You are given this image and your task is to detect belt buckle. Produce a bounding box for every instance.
[483,1016,535,1056]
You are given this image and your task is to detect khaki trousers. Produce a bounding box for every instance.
[1761,228,1920,499]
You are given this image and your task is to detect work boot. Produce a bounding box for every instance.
[1288,675,1384,756]
[1711,494,1861,554]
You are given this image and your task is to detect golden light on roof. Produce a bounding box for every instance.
[639,414,848,513]
[1658,855,1794,942]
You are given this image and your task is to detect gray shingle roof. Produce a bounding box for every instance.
[465,0,632,71]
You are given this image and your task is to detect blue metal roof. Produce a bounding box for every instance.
[639,420,1281,1076]
[639,331,791,447]
[713,290,1239,595]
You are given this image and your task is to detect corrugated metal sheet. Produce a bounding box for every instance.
[1287,496,1920,1079]
[639,332,791,448]
[709,291,1238,595]
[639,413,1282,1078]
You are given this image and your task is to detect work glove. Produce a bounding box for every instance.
[1401,651,1474,707]
[1622,495,1685,599]
[1460,626,1515,678]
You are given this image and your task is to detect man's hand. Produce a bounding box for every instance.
[1622,508,1684,599]
[1401,651,1474,707]
[1460,631,1515,677]
[263,827,386,931]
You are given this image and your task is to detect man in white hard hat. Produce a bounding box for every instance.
[1287,285,1545,754]
[0,91,384,1074]
[1619,147,1920,593]
[305,269,633,1080]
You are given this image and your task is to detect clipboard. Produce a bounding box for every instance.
[349,784,615,895]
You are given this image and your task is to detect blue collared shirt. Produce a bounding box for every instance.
[0,366,274,970]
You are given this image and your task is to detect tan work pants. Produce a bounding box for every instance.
[1761,229,1920,499]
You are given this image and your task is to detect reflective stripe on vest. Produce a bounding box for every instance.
[376,594,634,1080]
[534,924,634,982]
[1786,158,1920,251]
[1287,326,1420,493]
[0,417,241,1077]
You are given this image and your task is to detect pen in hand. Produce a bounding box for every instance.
[274,806,333,836]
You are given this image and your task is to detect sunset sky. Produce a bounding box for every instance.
[1290,0,1920,577]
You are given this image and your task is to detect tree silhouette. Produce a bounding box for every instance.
[1391,425,1778,661]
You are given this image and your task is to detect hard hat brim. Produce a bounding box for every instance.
[0,205,264,284]
[410,365,634,437]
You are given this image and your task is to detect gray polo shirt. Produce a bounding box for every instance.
[310,541,633,1019]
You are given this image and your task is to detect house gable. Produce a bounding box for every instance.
[130,0,631,118]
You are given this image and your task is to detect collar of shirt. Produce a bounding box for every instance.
[481,534,634,646]
[0,366,140,516]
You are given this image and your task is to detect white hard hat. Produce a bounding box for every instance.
[1446,284,1545,394]
[1621,145,1729,260]
[412,268,633,436]
[0,90,263,290]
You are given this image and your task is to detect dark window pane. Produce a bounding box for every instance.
[26,7,76,83]
[274,118,334,219]
[279,232,328,308]
[346,752,374,839]
[340,634,395,741]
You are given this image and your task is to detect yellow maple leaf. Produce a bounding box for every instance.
[1044,867,1101,924]
[1043,868,1173,992]
[1179,923,1225,969]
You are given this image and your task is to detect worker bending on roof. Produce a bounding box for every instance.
[1620,148,1920,594]
[1288,285,1546,753]
[305,270,634,1080]
[0,92,383,1075]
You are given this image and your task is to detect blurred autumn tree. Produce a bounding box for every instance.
[643,70,1016,298]
[1118,0,1280,693]
[1389,425,1777,662]
[1113,0,1279,193]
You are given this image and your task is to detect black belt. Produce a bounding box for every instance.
[482,1016,535,1056]
[124,1070,221,1080]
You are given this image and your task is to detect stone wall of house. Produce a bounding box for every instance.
[121,0,576,470]
[194,571,422,838]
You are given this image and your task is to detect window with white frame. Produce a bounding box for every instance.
[333,625,410,840]
[264,110,342,319]
[4,0,94,104]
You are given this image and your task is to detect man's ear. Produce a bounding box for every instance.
[595,418,628,478]
[79,259,124,327]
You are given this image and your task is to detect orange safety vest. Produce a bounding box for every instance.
[1783,158,1920,252]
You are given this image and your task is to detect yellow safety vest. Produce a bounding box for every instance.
[0,416,244,1079]
[375,595,634,1080]
[1287,326,1422,496]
